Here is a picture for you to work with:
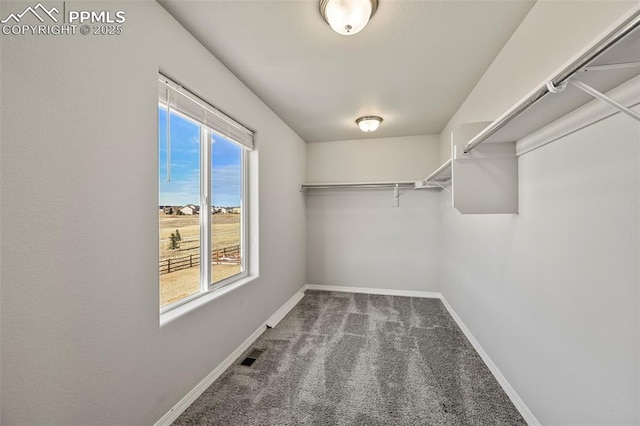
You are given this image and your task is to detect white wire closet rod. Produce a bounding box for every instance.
[423,158,452,184]
[464,9,640,154]
[299,181,439,191]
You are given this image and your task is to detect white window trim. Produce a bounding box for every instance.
[160,275,258,326]
[158,74,253,318]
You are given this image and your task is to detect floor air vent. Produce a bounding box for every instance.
[240,349,265,366]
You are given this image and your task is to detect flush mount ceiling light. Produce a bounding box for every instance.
[356,116,383,132]
[319,0,378,36]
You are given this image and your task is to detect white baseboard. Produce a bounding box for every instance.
[304,283,441,299]
[266,287,306,328]
[154,286,306,426]
[439,297,540,426]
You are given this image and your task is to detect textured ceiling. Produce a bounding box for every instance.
[158,0,535,143]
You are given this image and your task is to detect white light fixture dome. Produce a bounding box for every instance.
[319,0,378,36]
[356,116,383,132]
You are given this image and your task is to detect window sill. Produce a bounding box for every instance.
[160,274,258,327]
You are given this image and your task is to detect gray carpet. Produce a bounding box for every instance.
[173,290,526,425]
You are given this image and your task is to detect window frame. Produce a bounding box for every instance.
[208,132,249,294]
[158,75,252,315]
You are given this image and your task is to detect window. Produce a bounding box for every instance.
[158,74,253,310]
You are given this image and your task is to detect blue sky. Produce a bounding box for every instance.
[159,107,242,207]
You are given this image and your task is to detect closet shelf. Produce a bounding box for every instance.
[299,181,441,207]
[463,8,640,153]
[299,181,440,191]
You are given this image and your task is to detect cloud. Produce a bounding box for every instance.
[160,164,242,207]
[160,169,200,206]
[212,164,241,206]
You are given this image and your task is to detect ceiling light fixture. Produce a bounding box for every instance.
[319,0,378,36]
[356,116,383,132]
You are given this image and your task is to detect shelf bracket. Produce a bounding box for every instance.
[429,179,451,194]
[546,80,568,94]
[568,78,640,122]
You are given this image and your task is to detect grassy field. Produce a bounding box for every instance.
[160,264,242,306]
[159,213,241,259]
[159,213,241,306]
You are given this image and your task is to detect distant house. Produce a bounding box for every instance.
[179,205,197,215]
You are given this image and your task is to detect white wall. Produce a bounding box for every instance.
[0,1,306,424]
[307,135,439,183]
[438,1,640,424]
[306,136,441,292]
